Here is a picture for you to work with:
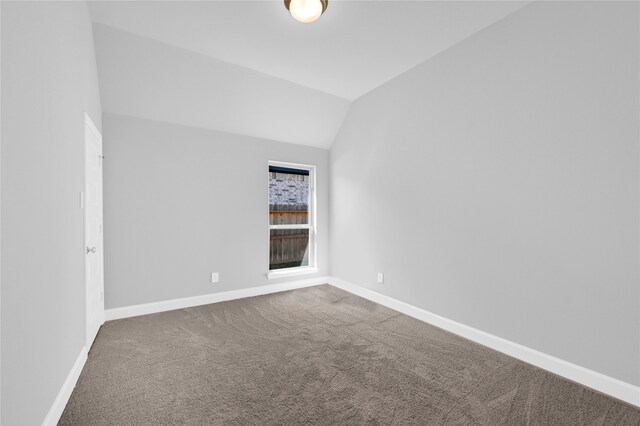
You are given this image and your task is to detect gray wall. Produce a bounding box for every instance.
[103,114,329,309]
[330,1,639,386]
[1,2,103,424]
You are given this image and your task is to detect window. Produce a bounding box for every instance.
[268,161,316,276]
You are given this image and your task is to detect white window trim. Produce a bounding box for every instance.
[267,266,319,280]
[267,161,317,278]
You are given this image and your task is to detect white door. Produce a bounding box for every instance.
[84,112,105,349]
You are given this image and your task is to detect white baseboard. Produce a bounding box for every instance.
[105,276,330,321]
[328,277,640,408]
[42,346,88,426]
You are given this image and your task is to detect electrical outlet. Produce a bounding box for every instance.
[211,272,219,283]
[377,272,384,284]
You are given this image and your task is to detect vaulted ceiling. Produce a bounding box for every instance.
[89,1,529,148]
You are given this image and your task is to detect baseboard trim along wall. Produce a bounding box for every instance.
[42,346,88,426]
[328,277,640,408]
[105,276,331,321]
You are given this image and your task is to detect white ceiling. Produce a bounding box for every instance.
[93,24,351,148]
[88,1,529,148]
[88,1,529,100]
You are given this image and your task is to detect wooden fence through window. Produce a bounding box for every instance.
[269,206,309,269]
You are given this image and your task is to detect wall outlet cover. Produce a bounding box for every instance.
[377,272,384,284]
[211,272,219,283]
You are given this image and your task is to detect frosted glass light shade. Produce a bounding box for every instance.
[285,0,328,24]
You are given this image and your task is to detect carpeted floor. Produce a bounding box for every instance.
[60,284,640,425]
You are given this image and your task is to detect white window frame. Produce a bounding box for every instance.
[267,161,318,279]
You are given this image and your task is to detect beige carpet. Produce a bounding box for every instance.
[60,284,640,425]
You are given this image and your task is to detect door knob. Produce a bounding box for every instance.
[86,246,96,254]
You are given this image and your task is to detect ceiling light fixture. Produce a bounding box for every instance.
[284,0,328,24]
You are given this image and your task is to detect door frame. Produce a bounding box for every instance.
[83,112,105,349]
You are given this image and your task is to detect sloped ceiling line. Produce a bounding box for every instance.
[88,1,529,148]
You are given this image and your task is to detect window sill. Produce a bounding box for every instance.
[266,267,319,280]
